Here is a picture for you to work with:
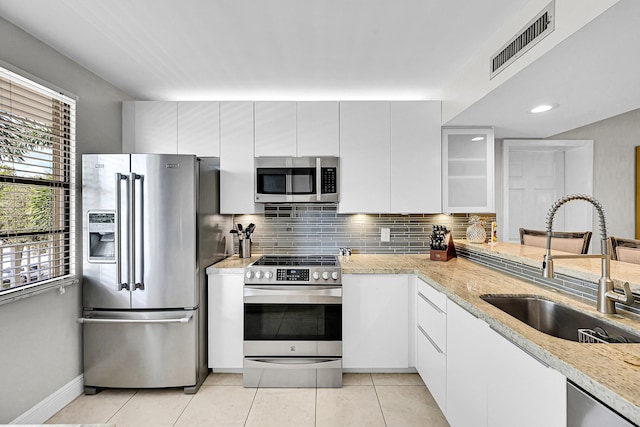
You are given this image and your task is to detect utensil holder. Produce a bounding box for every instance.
[239,239,251,258]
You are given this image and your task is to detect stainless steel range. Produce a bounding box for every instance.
[243,254,342,388]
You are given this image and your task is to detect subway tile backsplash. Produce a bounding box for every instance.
[232,204,495,255]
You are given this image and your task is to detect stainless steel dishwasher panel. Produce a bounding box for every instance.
[567,382,635,427]
[81,309,198,389]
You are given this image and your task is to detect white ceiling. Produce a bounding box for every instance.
[0,0,528,100]
[445,0,640,138]
[1,0,639,138]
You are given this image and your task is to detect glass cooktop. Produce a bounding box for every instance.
[253,254,339,267]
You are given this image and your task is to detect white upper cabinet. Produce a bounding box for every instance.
[442,127,495,213]
[339,101,391,213]
[177,101,220,156]
[122,101,178,154]
[297,102,340,156]
[254,101,340,157]
[220,102,263,214]
[391,101,442,213]
[123,101,221,156]
[339,101,441,214]
[254,102,297,157]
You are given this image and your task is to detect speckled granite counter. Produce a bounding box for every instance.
[455,239,640,294]
[208,252,640,423]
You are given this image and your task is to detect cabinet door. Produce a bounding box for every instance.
[220,102,263,214]
[446,300,489,427]
[177,101,220,156]
[254,102,296,157]
[123,101,178,154]
[342,274,410,369]
[339,102,391,213]
[486,328,566,427]
[208,273,244,370]
[297,101,340,156]
[391,101,442,213]
[442,128,495,213]
[417,326,447,413]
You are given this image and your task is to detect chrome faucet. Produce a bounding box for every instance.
[541,194,634,314]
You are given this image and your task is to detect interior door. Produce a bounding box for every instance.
[82,154,132,309]
[506,150,565,242]
[130,154,197,309]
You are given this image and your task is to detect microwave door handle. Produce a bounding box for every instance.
[316,157,322,201]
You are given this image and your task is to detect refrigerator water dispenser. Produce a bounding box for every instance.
[88,211,116,262]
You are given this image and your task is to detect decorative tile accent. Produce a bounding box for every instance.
[232,205,496,255]
[456,247,640,316]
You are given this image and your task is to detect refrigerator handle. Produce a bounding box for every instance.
[130,173,144,291]
[115,173,129,291]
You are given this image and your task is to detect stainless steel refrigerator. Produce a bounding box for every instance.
[80,154,230,394]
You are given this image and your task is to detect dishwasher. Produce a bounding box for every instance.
[568,381,636,426]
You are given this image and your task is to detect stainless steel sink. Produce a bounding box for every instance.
[480,294,640,343]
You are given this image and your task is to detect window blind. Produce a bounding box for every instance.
[0,66,76,294]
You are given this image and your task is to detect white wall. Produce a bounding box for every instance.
[0,17,132,423]
[552,108,640,241]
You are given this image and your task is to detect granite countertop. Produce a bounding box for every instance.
[455,239,640,294]
[208,249,640,423]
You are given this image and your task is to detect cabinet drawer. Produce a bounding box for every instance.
[417,327,446,413]
[417,291,447,351]
[417,279,446,312]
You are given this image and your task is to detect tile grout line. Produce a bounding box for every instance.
[371,377,389,427]
[172,390,196,427]
[243,386,258,427]
[105,389,139,424]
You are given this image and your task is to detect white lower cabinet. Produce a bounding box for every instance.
[442,297,566,427]
[417,326,447,410]
[208,273,244,370]
[486,327,566,427]
[416,278,447,411]
[446,299,490,427]
[342,274,411,369]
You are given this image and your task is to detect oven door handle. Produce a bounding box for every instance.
[243,286,342,304]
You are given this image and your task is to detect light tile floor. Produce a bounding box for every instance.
[46,373,449,427]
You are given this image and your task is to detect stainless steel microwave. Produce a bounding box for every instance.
[255,157,339,203]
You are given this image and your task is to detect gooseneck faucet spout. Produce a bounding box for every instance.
[541,194,634,314]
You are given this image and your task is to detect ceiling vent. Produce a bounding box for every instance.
[490,1,555,79]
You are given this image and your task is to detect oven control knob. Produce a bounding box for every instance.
[322,271,330,280]
[312,272,320,280]
[245,270,253,279]
[331,271,339,280]
[255,271,263,279]
[264,271,273,279]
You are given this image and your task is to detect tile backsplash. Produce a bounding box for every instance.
[232,204,495,255]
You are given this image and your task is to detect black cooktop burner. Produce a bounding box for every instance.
[253,254,339,267]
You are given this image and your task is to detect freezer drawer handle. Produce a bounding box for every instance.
[77,313,193,324]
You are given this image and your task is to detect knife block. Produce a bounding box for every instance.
[430,233,456,262]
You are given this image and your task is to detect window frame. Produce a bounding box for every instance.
[0,63,77,305]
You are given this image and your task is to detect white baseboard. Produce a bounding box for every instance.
[11,374,84,424]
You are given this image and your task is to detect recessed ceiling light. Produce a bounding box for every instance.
[530,103,558,113]
[471,136,485,141]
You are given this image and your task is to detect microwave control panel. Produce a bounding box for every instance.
[321,168,337,194]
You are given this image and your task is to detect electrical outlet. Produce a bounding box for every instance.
[381,227,390,242]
